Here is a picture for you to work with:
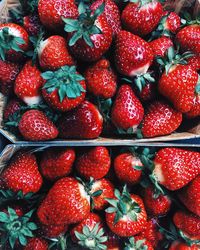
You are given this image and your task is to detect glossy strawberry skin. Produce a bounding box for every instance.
[3,98,22,120]
[23,13,42,36]
[159,65,198,113]
[141,100,182,138]
[58,100,103,139]
[111,84,144,130]
[40,148,75,181]
[1,151,43,195]
[24,238,48,250]
[37,177,90,225]
[153,148,200,190]
[38,35,74,71]
[162,11,181,33]
[115,31,153,77]
[76,146,111,180]
[185,95,200,119]
[114,152,143,185]
[187,55,200,71]
[121,1,163,36]
[169,241,199,250]
[40,223,69,238]
[138,82,156,102]
[19,110,58,141]
[149,37,173,57]
[38,0,78,30]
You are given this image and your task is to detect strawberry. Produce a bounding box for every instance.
[176,25,200,55]
[111,84,144,131]
[178,175,200,217]
[85,59,117,99]
[0,60,21,96]
[19,110,58,141]
[15,61,45,105]
[114,152,143,185]
[38,35,74,71]
[141,100,182,138]
[105,186,147,237]
[105,231,121,250]
[40,223,69,238]
[0,151,42,194]
[115,30,153,77]
[75,146,111,180]
[162,11,181,34]
[3,98,22,120]
[42,65,86,112]
[138,82,156,102]
[37,177,90,225]
[70,212,107,249]
[124,236,154,250]
[38,0,78,30]
[185,94,200,119]
[173,210,200,241]
[169,241,199,250]
[23,13,42,36]
[152,148,200,190]
[187,55,200,71]
[40,148,75,181]
[64,3,112,62]
[90,178,115,210]
[149,37,173,57]
[142,185,171,216]
[0,23,29,62]
[58,100,103,139]
[24,238,48,250]
[121,0,163,37]
[90,0,121,36]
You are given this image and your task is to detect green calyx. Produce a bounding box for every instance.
[0,27,25,60]
[105,186,141,223]
[0,208,37,249]
[195,76,200,94]
[42,65,85,102]
[63,2,105,47]
[75,223,107,250]
[150,14,172,40]
[134,72,155,92]
[181,12,200,26]
[124,237,148,250]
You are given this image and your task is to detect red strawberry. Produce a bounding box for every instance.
[90,178,114,210]
[37,177,90,225]
[0,151,43,194]
[178,175,200,217]
[153,148,200,190]
[149,37,173,57]
[40,223,69,238]
[114,152,143,185]
[185,94,200,119]
[19,110,58,141]
[24,238,48,250]
[121,0,163,36]
[23,13,42,36]
[138,82,156,102]
[38,35,74,71]
[40,148,75,181]
[91,0,121,36]
[0,60,21,96]
[143,186,171,216]
[176,25,200,55]
[115,30,153,77]
[58,100,103,139]
[111,84,144,130]
[187,55,200,71]
[3,98,22,120]
[105,231,121,250]
[15,61,45,105]
[76,146,111,180]
[85,59,117,99]
[162,11,181,34]
[169,241,199,250]
[141,100,182,138]
[38,0,78,30]
[105,186,147,237]
[42,65,86,112]
[125,236,154,250]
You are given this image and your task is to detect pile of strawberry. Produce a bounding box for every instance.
[0,146,199,249]
[0,0,200,141]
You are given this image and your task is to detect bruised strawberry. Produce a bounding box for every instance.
[149,37,173,57]
[23,13,42,36]
[3,98,22,120]
[24,238,48,250]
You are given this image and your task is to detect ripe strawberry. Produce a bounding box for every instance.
[111,84,144,130]
[19,110,58,141]
[38,35,74,71]
[162,11,181,34]
[91,0,121,36]
[185,94,200,119]
[42,65,86,112]
[115,30,153,77]
[40,223,69,238]
[149,37,173,57]
[121,0,163,36]
[15,61,45,105]
[178,175,200,217]
[114,152,143,185]
[58,100,103,139]
[64,3,112,62]
[0,60,21,96]
[124,236,154,250]
[40,148,75,181]
[173,211,200,241]
[187,55,200,71]
[0,151,42,194]
[23,13,42,36]
[38,0,78,30]
[3,98,22,120]
[143,186,171,216]
[24,238,48,250]
[0,23,29,62]
[141,100,182,138]
[105,186,147,237]
[176,25,200,55]
[138,82,156,102]
[153,148,200,190]
[169,241,199,250]
[85,59,117,99]
[90,178,114,210]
